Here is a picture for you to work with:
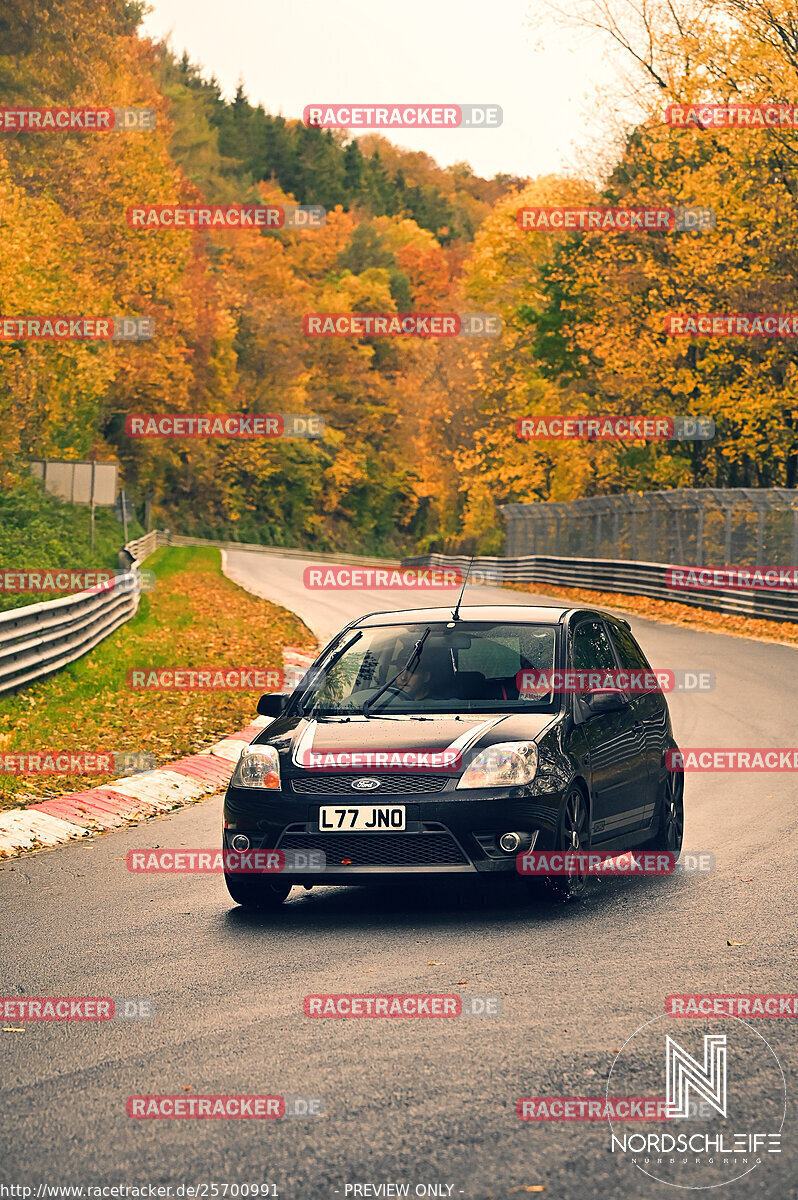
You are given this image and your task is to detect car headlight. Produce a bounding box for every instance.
[230,745,281,790]
[456,741,538,789]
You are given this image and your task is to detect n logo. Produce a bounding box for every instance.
[666,1034,727,1118]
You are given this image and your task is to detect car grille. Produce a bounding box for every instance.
[291,774,450,795]
[277,831,469,867]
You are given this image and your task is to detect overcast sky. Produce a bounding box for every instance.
[141,0,637,181]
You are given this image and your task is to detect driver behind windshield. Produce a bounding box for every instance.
[393,643,460,702]
[394,662,434,701]
[351,643,459,709]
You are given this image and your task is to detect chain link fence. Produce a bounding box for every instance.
[502,489,798,566]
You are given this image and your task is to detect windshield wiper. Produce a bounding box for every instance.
[362,627,431,718]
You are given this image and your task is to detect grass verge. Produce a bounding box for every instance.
[0,546,315,811]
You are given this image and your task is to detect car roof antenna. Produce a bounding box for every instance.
[451,556,475,621]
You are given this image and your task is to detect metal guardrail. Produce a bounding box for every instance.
[9,524,790,698]
[401,552,798,624]
[122,529,168,563]
[0,528,393,695]
[168,533,401,567]
[0,530,168,696]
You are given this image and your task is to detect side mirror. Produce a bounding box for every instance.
[584,688,627,715]
[257,693,289,717]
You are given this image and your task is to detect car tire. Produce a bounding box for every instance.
[526,785,590,903]
[649,768,684,854]
[224,872,291,909]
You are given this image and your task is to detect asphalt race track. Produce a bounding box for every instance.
[1,550,795,1198]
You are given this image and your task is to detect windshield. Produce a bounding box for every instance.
[295,621,561,716]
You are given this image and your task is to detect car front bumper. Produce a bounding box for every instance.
[223,782,564,883]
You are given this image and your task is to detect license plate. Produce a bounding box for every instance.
[319,805,406,831]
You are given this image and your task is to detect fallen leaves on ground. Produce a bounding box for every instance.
[0,548,315,811]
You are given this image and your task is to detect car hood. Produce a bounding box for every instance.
[254,711,560,772]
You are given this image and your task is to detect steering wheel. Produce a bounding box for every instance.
[368,683,414,712]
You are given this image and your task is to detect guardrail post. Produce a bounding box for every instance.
[756,510,765,565]
[674,509,684,562]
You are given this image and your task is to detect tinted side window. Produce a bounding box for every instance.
[608,622,651,670]
[572,621,617,670]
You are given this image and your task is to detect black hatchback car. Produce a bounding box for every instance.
[222,605,684,907]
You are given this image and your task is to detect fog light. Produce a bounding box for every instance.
[499,831,522,853]
[231,834,250,851]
